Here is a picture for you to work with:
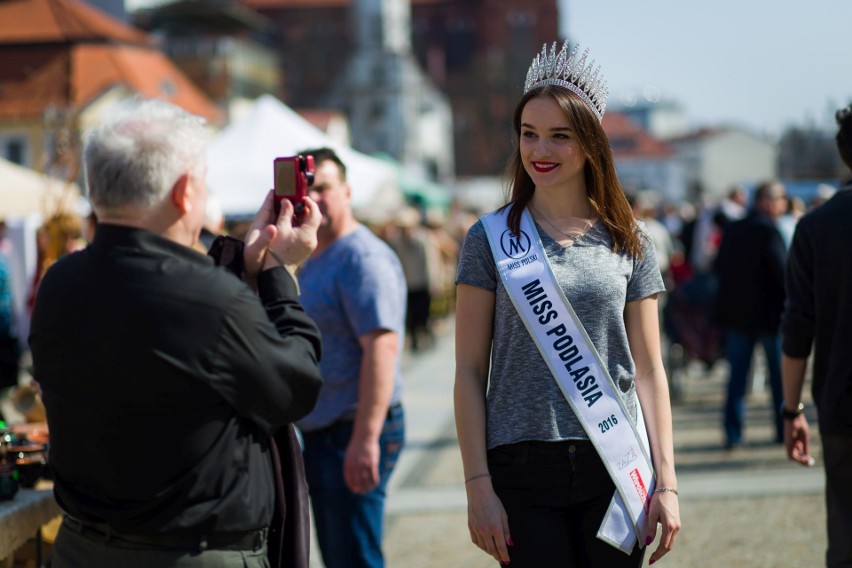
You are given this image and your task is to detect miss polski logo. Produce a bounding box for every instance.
[500,229,531,259]
[500,229,537,270]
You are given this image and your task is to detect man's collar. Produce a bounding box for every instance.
[92,224,211,265]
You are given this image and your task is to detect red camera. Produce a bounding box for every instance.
[273,155,314,220]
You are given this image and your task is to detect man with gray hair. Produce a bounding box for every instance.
[782,103,852,567]
[30,98,323,567]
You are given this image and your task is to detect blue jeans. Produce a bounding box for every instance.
[723,330,783,446]
[301,404,405,568]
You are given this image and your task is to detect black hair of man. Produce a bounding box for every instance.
[297,147,347,181]
[836,104,852,169]
[754,180,782,202]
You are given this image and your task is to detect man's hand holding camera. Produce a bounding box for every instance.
[243,190,321,280]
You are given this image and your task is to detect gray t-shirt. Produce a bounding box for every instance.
[296,225,407,432]
[456,214,665,450]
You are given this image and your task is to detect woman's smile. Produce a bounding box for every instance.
[531,161,559,173]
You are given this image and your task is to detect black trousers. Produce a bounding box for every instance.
[405,289,432,349]
[823,434,852,567]
[0,335,19,389]
[487,440,645,568]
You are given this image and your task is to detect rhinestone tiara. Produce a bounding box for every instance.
[524,40,609,122]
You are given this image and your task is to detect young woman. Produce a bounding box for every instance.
[454,41,680,567]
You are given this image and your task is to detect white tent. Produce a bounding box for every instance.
[206,95,403,220]
[0,158,81,219]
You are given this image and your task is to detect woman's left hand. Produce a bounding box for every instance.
[644,490,681,564]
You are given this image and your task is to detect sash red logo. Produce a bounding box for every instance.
[629,468,649,512]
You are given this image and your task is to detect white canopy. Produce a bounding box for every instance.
[0,158,81,219]
[206,95,403,220]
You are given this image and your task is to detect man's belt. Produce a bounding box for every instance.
[62,515,266,552]
[302,401,403,436]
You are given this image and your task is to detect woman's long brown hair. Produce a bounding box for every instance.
[502,85,643,259]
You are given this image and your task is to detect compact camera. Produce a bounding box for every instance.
[273,154,315,221]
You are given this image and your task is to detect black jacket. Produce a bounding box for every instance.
[782,184,852,436]
[713,209,786,333]
[30,224,322,537]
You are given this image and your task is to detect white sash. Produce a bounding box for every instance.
[482,208,655,553]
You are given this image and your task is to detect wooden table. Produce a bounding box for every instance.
[0,488,60,564]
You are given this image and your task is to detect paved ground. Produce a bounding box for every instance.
[311,317,828,567]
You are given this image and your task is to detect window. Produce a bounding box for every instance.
[6,140,24,165]
[0,135,28,166]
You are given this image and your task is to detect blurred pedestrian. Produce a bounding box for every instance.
[714,181,788,449]
[777,195,805,249]
[445,197,479,246]
[628,193,673,280]
[424,208,460,321]
[294,147,406,568]
[716,186,748,228]
[26,211,84,315]
[0,245,17,390]
[389,206,439,351]
[454,40,679,567]
[686,187,745,275]
[29,98,323,568]
[781,103,852,567]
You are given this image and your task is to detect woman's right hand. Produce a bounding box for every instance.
[466,477,512,564]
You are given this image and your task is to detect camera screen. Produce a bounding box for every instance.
[274,159,296,196]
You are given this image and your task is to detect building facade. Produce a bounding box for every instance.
[409,0,559,177]
[133,0,282,110]
[241,0,454,183]
[669,128,778,201]
[603,112,685,203]
[241,0,558,180]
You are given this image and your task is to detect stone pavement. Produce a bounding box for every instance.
[312,316,829,567]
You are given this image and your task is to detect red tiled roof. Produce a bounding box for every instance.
[0,44,222,123]
[243,0,345,7]
[0,47,71,117]
[602,112,674,159]
[73,44,224,123]
[241,0,446,9]
[667,127,723,144]
[0,0,149,45]
[0,0,222,123]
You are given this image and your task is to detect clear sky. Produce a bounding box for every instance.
[560,0,852,137]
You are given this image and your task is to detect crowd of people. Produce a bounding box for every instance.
[635,179,838,451]
[0,38,849,568]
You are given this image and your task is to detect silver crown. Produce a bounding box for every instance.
[524,40,609,122]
